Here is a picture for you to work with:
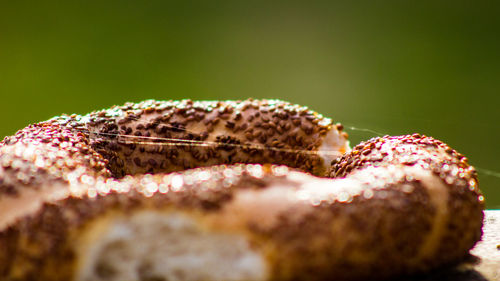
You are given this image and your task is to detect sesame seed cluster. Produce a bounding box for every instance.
[80,99,346,177]
[0,122,110,197]
[329,134,479,194]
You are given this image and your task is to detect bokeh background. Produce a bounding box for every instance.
[1,1,499,207]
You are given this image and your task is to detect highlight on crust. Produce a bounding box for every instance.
[0,99,485,281]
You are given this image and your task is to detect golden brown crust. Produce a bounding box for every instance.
[328,134,479,192]
[80,99,347,177]
[0,123,110,198]
[0,165,438,280]
[328,134,485,272]
[0,163,482,281]
[0,100,485,281]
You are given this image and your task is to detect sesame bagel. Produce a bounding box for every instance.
[0,99,484,281]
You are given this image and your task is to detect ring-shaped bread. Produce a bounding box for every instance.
[0,99,484,281]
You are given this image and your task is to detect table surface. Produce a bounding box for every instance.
[395,210,500,281]
[470,210,500,281]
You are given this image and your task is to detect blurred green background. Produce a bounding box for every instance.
[1,1,499,207]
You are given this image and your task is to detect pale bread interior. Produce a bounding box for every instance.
[76,211,267,281]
